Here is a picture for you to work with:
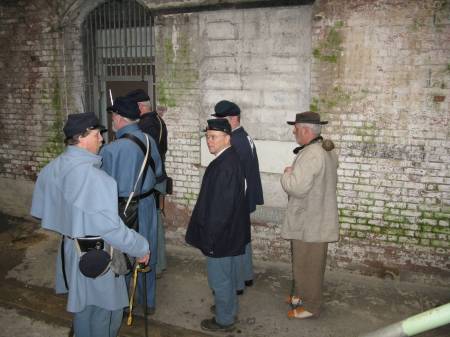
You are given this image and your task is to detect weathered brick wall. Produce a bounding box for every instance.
[154,13,202,211]
[0,0,62,181]
[311,0,449,283]
[0,1,86,215]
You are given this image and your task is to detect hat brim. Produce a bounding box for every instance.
[204,127,231,134]
[286,120,328,125]
[89,124,107,132]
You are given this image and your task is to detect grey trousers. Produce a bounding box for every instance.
[291,240,328,316]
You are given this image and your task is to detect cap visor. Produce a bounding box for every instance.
[90,124,107,132]
[287,121,296,125]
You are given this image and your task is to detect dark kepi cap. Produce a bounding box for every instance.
[126,89,150,103]
[63,112,106,138]
[212,100,241,117]
[287,111,328,125]
[205,118,232,135]
[107,96,140,119]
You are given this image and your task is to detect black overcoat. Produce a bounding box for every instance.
[185,147,250,258]
[231,127,264,213]
[138,112,168,162]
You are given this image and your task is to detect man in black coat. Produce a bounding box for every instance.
[212,100,264,293]
[185,118,250,332]
[127,89,168,163]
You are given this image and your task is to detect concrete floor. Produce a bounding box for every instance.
[0,213,449,337]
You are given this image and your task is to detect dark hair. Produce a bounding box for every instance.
[64,128,93,146]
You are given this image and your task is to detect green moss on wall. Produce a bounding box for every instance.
[39,78,64,169]
[157,79,177,107]
[156,33,198,109]
[313,21,344,64]
[310,85,351,113]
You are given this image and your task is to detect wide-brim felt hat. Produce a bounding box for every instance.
[287,111,328,125]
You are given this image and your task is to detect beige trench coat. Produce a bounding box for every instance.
[280,142,339,242]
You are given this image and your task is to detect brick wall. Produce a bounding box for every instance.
[0,0,62,181]
[0,1,87,214]
[311,0,449,283]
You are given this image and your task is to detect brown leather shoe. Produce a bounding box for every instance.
[287,307,314,319]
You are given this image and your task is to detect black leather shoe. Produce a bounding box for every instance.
[201,318,235,332]
[129,304,155,317]
[237,289,244,295]
[245,279,254,287]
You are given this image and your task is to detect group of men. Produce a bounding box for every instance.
[31,91,339,336]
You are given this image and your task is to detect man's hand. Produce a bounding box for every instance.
[284,166,293,174]
[137,252,150,265]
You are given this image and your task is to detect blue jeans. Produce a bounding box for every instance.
[73,305,123,337]
[207,256,238,326]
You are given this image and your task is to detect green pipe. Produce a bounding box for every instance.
[403,302,450,336]
[360,302,450,337]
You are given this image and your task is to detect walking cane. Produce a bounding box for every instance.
[127,262,151,337]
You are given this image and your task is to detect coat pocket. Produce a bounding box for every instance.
[288,198,307,216]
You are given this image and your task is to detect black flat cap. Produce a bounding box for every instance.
[212,100,241,117]
[107,96,140,120]
[287,111,328,125]
[126,89,150,103]
[63,112,106,138]
[205,118,232,135]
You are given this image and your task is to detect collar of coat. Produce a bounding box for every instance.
[293,136,323,154]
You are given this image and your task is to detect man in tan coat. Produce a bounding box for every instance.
[281,111,339,319]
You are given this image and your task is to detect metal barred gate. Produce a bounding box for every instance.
[82,0,155,138]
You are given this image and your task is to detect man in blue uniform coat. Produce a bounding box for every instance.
[31,112,150,337]
[212,100,264,293]
[185,118,250,332]
[126,89,168,276]
[100,97,163,314]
